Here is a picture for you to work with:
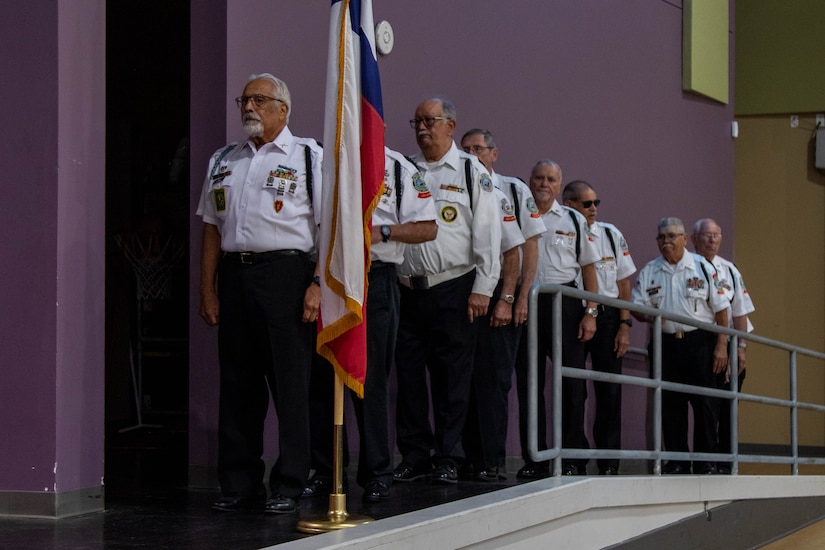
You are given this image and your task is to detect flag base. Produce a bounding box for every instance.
[296,494,373,533]
[296,375,373,534]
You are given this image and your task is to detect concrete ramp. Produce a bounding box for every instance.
[273,476,825,550]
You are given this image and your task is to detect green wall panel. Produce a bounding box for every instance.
[736,0,825,115]
[683,0,729,104]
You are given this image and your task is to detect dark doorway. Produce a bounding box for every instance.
[104,0,191,495]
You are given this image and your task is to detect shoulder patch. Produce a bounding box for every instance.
[412,172,430,197]
[619,236,629,252]
[526,197,540,217]
[480,174,493,192]
[500,198,516,221]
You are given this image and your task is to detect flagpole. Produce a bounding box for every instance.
[297,372,373,534]
[298,0,382,533]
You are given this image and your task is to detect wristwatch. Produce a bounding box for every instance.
[380,225,392,243]
[585,307,599,319]
[619,318,633,327]
[311,275,321,286]
[499,294,515,304]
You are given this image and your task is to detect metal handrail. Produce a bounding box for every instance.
[527,283,825,476]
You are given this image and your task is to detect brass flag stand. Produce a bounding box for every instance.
[297,376,373,533]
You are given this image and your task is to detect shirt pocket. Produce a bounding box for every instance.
[552,229,577,249]
[435,187,471,226]
[210,178,235,217]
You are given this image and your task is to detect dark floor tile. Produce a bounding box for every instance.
[0,476,523,549]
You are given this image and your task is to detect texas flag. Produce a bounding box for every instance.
[317,0,384,398]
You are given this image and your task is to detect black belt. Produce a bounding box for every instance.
[223,249,303,265]
[371,260,395,269]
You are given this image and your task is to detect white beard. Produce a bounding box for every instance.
[243,120,263,138]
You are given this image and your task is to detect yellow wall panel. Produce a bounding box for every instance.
[734,116,825,446]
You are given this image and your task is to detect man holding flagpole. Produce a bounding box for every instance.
[308,145,437,503]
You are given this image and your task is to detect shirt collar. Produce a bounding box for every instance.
[657,250,695,273]
[425,140,461,170]
[547,200,564,216]
[244,126,293,154]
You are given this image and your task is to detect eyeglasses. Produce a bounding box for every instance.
[409,116,449,129]
[462,145,494,155]
[698,232,722,241]
[235,95,283,109]
[574,199,600,208]
[656,232,685,242]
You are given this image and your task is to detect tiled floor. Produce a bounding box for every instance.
[0,476,522,550]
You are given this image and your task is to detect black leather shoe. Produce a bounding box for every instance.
[393,462,431,482]
[301,476,333,498]
[600,466,619,475]
[717,464,732,475]
[265,494,298,514]
[695,463,718,475]
[663,462,689,475]
[432,461,458,485]
[561,463,580,476]
[473,468,499,482]
[362,479,390,503]
[516,461,549,479]
[211,495,264,512]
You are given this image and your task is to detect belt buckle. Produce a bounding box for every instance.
[410,276,430,290]
[239,252,253,265]
[674,331,684,339]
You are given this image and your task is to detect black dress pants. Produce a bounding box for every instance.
[217,251,314,500]
[395,270,477,466]
[659,329,720,471]
[464,280,522,472]
[586,305,623,471]
[515,290,588,470]
[308,263,398,487]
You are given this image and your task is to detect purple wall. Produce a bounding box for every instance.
[189,1,735,473]
[189,0,228,476]
[0,0,60,492]
[55,0,107,495]
[0,0,105,503]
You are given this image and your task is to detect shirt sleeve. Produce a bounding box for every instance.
[495,188,526,253]
[196,149,222,224]
[470,163,501,296]
[610,225,637,280]
[511,178,547,240]
[727,262,756,319]
[631,267,649,307]
[575,211,600,267]
[398,160,437,225]
[308,142,324,227]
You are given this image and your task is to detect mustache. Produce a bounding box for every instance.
[244,113,262,124]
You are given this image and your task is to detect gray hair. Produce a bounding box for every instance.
[692,218,717,234]
[247,73,292,123]
[461,128,496,148]
[531,159,562,178]
[428,97,457,121]
[658,217,685,233]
